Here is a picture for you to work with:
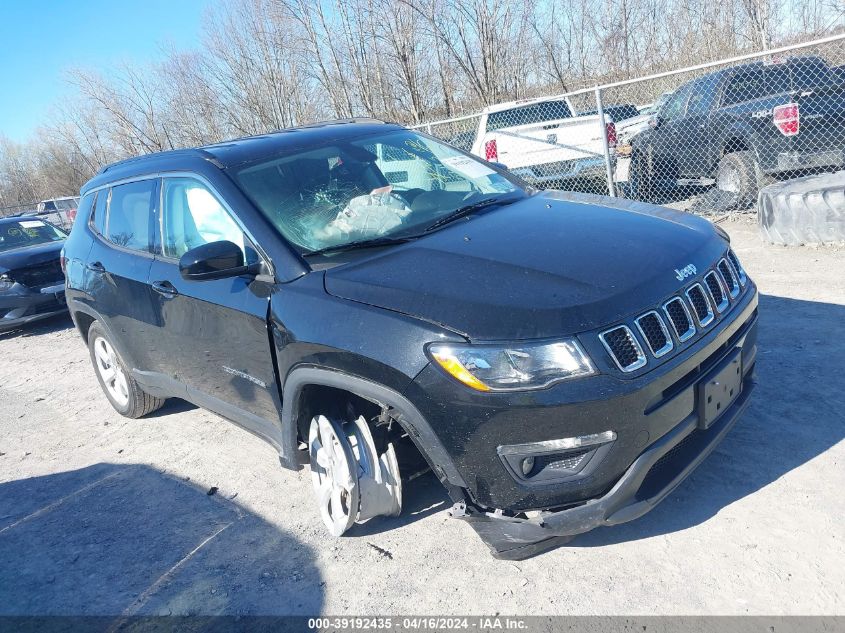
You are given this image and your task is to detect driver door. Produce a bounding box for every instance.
[649,83,693,185]
[149,175,282,434]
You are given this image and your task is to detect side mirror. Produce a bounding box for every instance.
[179,240,257,281]
[491,161,509,172]
[649,115,662,129]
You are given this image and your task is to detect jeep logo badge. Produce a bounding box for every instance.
[675,264,697,281]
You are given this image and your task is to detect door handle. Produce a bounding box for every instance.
[86,261,106,273]
[151,280,179,297]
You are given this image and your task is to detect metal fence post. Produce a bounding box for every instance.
[594,86,616,197]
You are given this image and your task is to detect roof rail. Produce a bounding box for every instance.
[96,147,222,175]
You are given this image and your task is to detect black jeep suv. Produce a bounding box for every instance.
[63,120,758,559]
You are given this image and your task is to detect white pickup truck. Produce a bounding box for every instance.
[469,97,616,190]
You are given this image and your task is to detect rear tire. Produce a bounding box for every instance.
[628,152,654,202]
[716,151,761,207]
[88,322,165,418]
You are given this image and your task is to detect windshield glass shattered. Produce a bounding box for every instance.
[234,130,523,254]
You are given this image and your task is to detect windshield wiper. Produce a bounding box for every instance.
[303,235,418,257]
[424,194,522,232]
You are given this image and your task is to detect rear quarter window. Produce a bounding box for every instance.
[89,190,107,235]
[722,66,790,106]
[790,60,838,89]
[75,192,95,230]
[486,100,572,132]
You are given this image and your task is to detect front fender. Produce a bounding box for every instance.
[279,365,467,489]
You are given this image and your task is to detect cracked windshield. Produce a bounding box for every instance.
[234,130,522,254]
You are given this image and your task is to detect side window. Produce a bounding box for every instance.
[661,84,691,121]
[763,66,791,95]
[90,190,107,235]
[161,177,255,263]
[687,76,719,116]
[105,180,155,251]
[723,70,765,106]
[790,60,836,90]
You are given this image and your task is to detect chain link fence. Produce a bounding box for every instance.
[0,201,39,218]
[413,34,845,217]
[0,199,78,231]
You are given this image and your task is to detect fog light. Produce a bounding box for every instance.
[521,456,535,476]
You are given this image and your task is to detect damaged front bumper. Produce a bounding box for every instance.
[0,283,67,332]
[451,374,754,560]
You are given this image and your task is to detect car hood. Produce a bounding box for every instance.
[0,241,64,274]
[323,191,728,340]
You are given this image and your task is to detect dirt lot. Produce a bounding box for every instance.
[0,219,843,616]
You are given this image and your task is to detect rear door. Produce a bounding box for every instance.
[84,178,163,377]
[148,175,281,431]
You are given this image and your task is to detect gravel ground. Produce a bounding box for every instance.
[0,219,843,616]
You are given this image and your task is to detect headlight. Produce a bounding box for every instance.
[0,275,13,291]
[427,339,596,392]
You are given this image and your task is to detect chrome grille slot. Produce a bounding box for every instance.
[704,271,729,313]
[635,311,673,358]
[598,253,748,374]
[727,249,747,286]
[686,283,715,327]
[718,258,740,298]
[599,325,647,372]
[663,297,696,342]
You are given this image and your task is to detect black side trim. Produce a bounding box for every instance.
[132,369,285,452]
[280,366,467,487]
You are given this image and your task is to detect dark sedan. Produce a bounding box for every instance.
[0,216,68,332]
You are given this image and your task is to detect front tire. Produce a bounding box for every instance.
[88,322,165,418]
[308,412,402,537]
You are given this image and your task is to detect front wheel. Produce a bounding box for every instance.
[627,152,653,202]
[88,322,165,418]
[308,413,402,536]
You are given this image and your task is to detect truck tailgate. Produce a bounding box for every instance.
[479,117,606,169]
[794,87,845,154]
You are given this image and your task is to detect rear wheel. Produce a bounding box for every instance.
[88,322,165,418]
[716,151,761,207]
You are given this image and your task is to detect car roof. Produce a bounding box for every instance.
[706,54,828,79]
[1,215,39,224]
[82,118,404,194]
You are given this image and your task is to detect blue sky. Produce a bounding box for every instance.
[0,0,212,142]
